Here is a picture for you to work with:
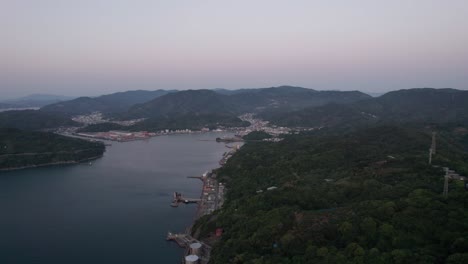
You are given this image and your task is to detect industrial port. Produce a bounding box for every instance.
[66,112,295,263]
[164,113,301,263]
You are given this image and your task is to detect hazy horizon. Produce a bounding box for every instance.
[2,0,468,98]
[2,85,465,101]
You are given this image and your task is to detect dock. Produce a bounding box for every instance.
[215,136,244,143]
[166,232,212,264]
[187,176,204,181]
[170,192,201,207]
[166,232,196,248]
[167,147,239,263]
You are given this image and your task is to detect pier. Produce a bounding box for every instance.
[170,192,201,207]
[167,144,238,263]
[166,232,212,264]
[166,232,195,248]
[187,176,204,181]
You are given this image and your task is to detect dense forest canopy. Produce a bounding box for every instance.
[0,110,77,131]
[0,128,105,170]
[263,88,468,129]
[193,126,468,264]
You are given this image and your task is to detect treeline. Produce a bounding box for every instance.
[0,128,105,170]
[0,110,77,131]
[263,88,468,129]
[79,113,250,133]
[242,131,272,141]
[193,126,468,263]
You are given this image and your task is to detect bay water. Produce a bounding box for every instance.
[0,132,232,264]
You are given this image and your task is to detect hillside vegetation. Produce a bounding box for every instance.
[194,126,468,264]
[265,88,468,128]
[8,86,371,131]
[0,110,77,131]
[41,89,173,116]
[0,128,105,170]
[124,87,371,119]
[0,94,74,109]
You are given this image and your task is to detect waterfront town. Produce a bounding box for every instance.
[55,112,298,142]
[55,112,298,263]
[72,112,145,126]
[167,146,239,264]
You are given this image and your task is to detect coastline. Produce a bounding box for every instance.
[0,154,103,172]
[0,132,235,263]
[168,143,240,263]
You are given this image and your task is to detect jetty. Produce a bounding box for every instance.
[170,192,201,207]
[187,176,204,181]
[167,145,239,263]
[215,136,243,143]
[166,232,195,247]
[166,232,212,264]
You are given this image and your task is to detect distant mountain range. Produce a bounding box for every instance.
[40,86,371,118]
[123,90,234,119]
[41,90,174,116]
[121,86,371,119]
[2,86,468,132]
[0,94,75,109]
[265,88,468,128]
[99,86,370,130]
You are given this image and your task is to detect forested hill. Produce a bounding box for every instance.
[124,90,234,119]
[0,94,74,109]
[368,88,468,123]
[41,89,173,116]
[264,88,468,128]
[42,86,371,120]
[0,110,78,131]
[0,128,105,171]
[227,86,371,113]
[193,126,468,263]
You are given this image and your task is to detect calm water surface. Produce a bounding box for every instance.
[0,132,232,264]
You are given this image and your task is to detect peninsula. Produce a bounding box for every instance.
[0,128,105,171]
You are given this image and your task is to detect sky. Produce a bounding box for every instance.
[1,0,468,98]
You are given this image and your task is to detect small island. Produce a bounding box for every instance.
[0,128,105,171]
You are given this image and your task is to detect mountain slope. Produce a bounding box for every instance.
[41,89,173,116]
[0,110,78,131]
[0,128,105,170]
[195,125,468,263]
[125,90,233,118]
[266,88,468,128]
[228,86,371,113]
[0,102,15,110]
[125,86,371,119]
[262,103,378,129]
[367,88,468,123]
[0,94,74,109]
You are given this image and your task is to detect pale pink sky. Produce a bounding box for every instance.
[1,0,468,98]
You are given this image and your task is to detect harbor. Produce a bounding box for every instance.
[166,233,212,264]
[167,144,240,263]
[0,132,232,264]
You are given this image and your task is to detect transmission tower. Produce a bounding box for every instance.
[428,148,433,165]
[431,132,437,155]
[443,167,449,198]
[428,132,437,165]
